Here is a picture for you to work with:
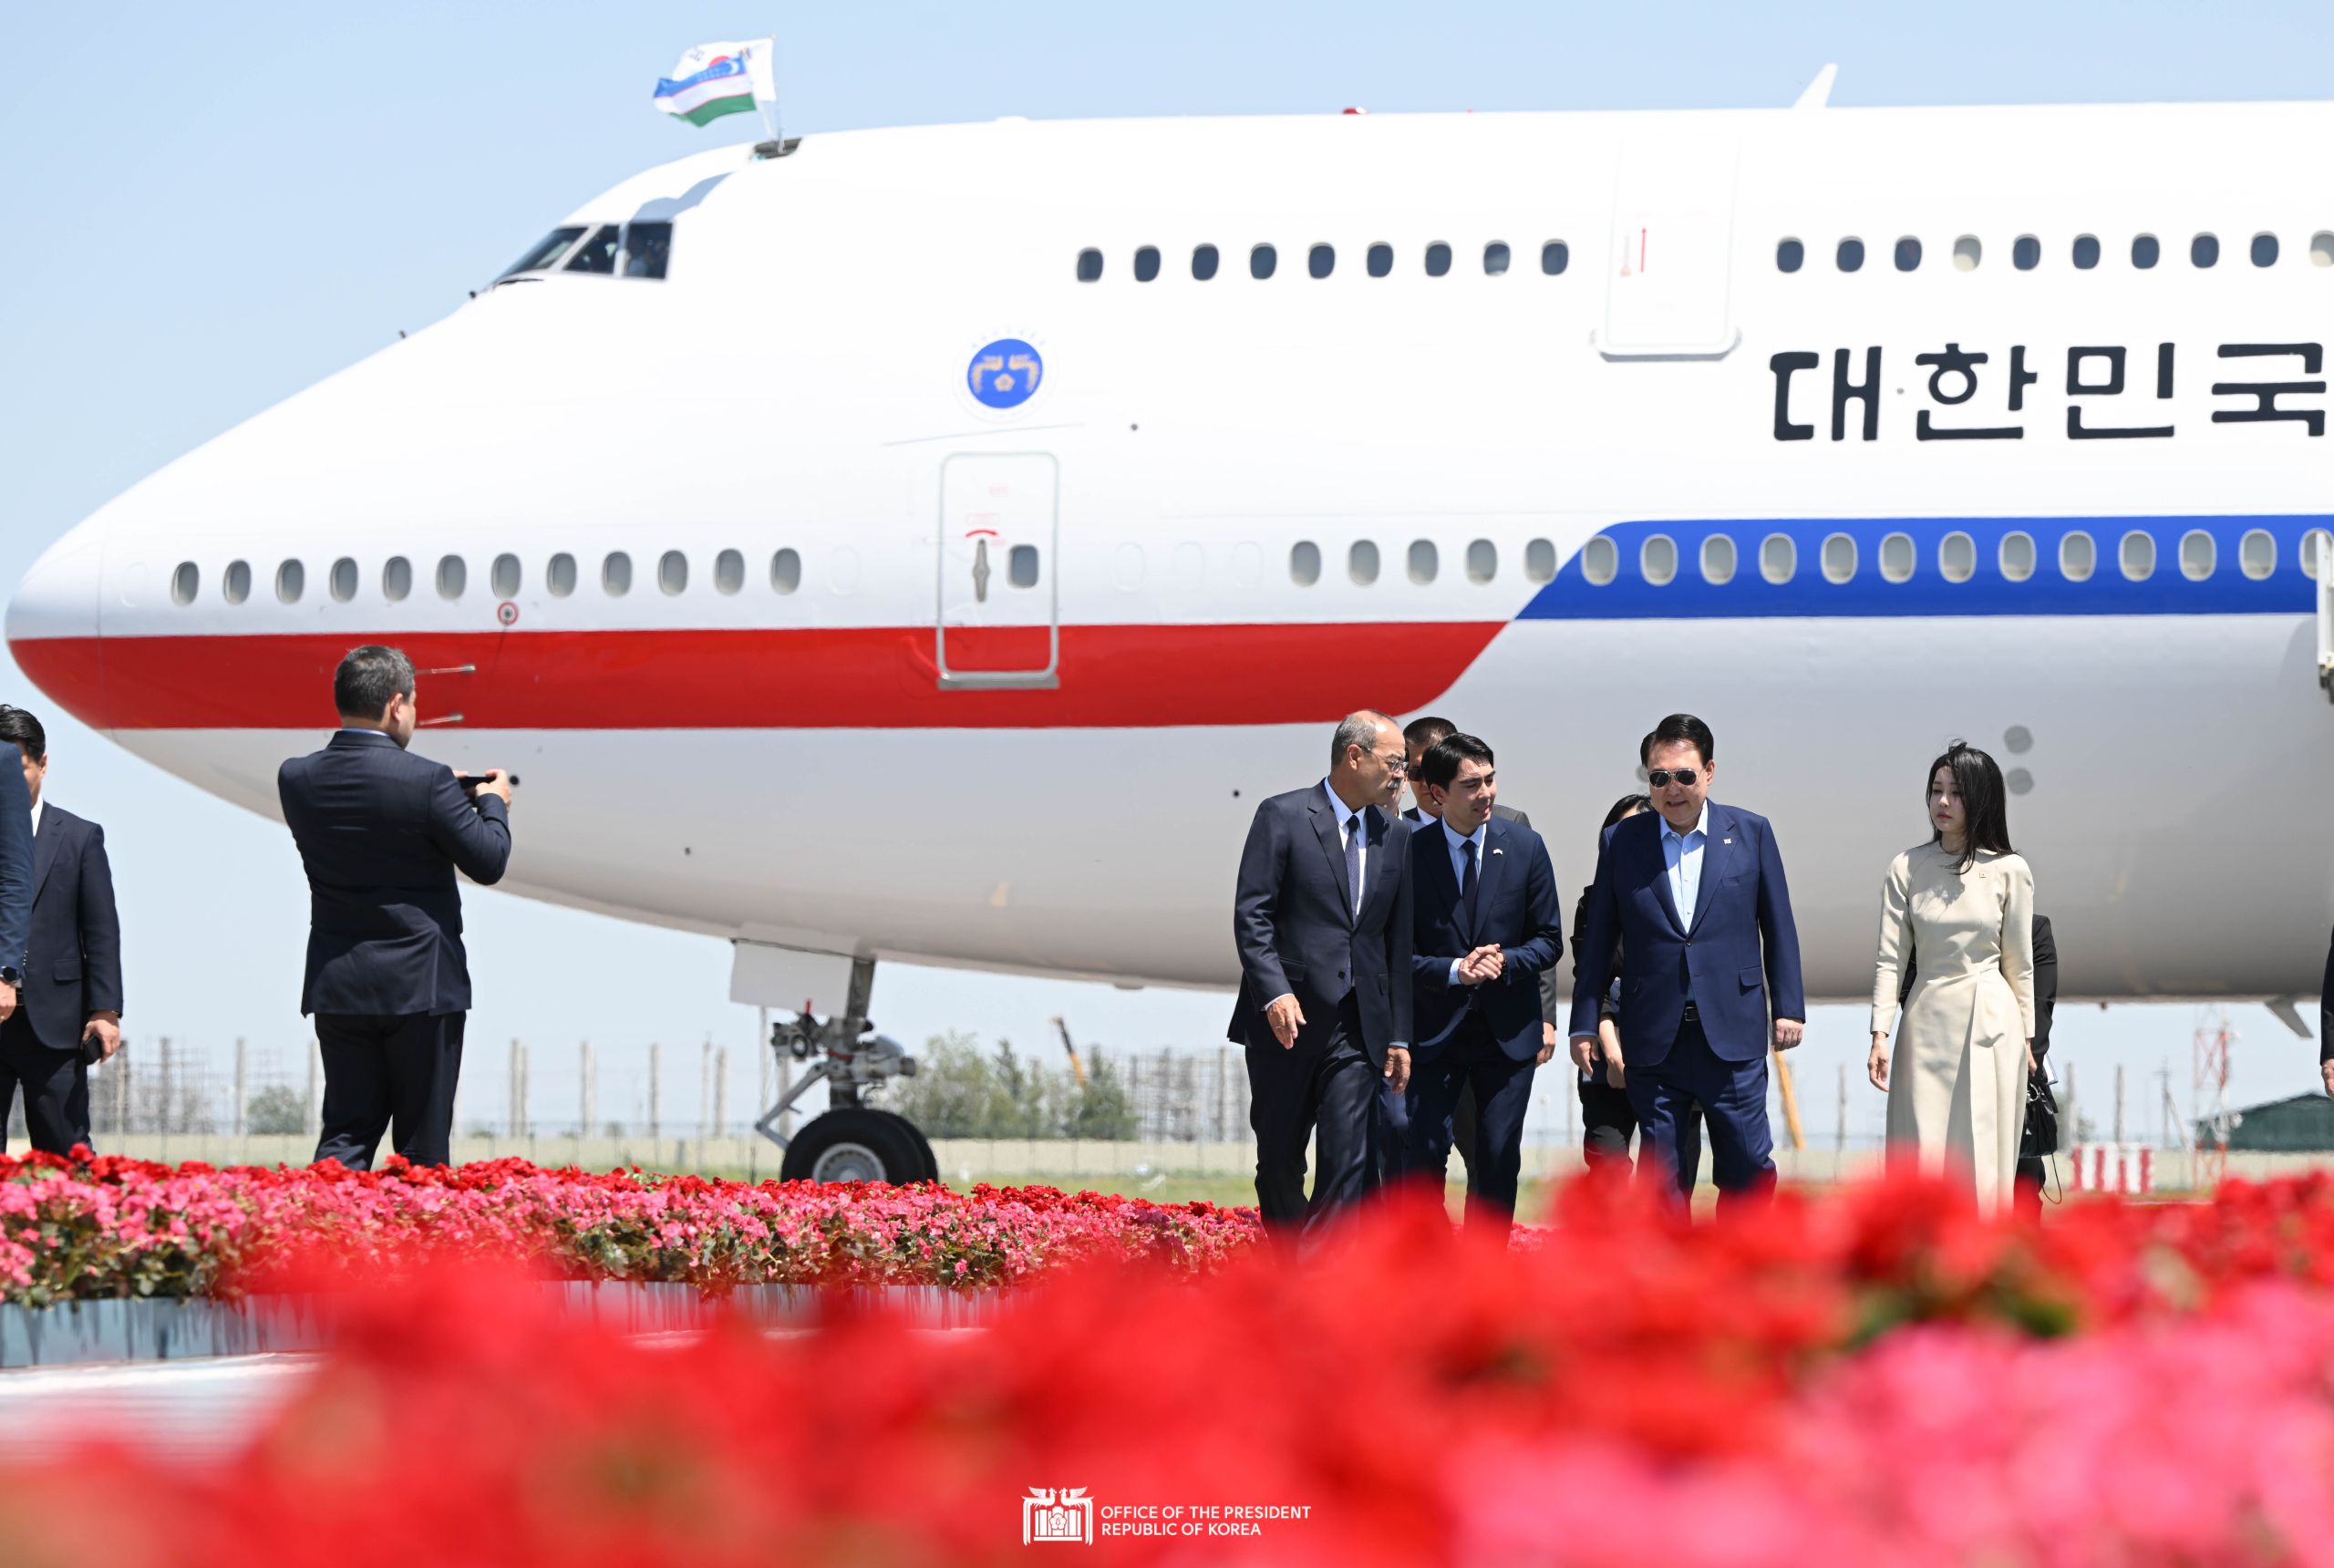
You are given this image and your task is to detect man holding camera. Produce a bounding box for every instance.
[279,646,511,1169]
[0,706,119,1154]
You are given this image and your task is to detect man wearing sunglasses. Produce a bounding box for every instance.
[1567,713,1805,1211]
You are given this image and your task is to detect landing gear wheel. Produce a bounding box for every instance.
[780,1108,926,1185]
[873,1109,940,1183]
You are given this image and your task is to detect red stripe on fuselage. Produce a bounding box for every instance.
[12,624,1506,730]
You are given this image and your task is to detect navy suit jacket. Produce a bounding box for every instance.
[1567,802,1804,1068]
[278,730,511,1017]
[16,806,123,1052]
[0,761,31,981]
[1229,786,1414,1066]
[1409,815,1564,1060]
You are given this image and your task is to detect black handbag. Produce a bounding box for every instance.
[2021,1066,2060,1159]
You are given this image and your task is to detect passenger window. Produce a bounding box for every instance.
[1250,244,1276,280]
[1895,236,1922,272]
[2179,530,2215,580]
[1998,531,2037,583]
[1425,242,1451,277]
[1192,244,1220,281]
[2012,235,2040,271]
[1367,243,1393,278]
[1820,533,1856,583]
[491,553,521,598]
[771,548,802,593]
[1464,540,1496,583]
[1541,241,1569,275]
[275,561,305,603]
[1836,238,1865,273]
[1879,532,1916,583]
[330,557,358,602]
[1523,538,1556,583]
[1760,534,1795,584]
[2302,529,2331,580]
[1308,243,1334,279]
[1776,238,1804,273]
[2314,232,2334,268]
[621,221,673,279]
[171,562,200,605]
[1076,248,1102,283]
[2072,234,2101,269]
[2132,234,2160,269]
[500,226,585,279]
[1482,242,1511,275]
[715,549,745,593]
[379,557,408,603]
[436,555,466,599]
[1952,236,1981,271]
[2060,531,2096,583]
[2191,232,2219,268]
[1640,535,1678,587]
[2121,531,2156,580]
[1938,532,1977,583]
[1348,541,1380,585]
[658,550,688,595]
[564,225,620,274]
[1699,534,1735,585]
[1408,540,1439,584]
[2239,529,2276,578]
[547,553,576,597]
[1290,542,1321,585]
[1007,544,1039,588]
[1134,246,1161,283]
[2253,233,2279,268]
[224,560,254,604]
[602,552,631,596]
[1580,536,1618,586]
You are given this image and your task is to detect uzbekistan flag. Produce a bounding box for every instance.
[653,40,770,128]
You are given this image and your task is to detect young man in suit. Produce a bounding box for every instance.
[1569,714,1805,1212]
[1229,711,1414,1242]
[278,646,513,1169]
[1402,733,1563,1236]
[0,707,120,1154]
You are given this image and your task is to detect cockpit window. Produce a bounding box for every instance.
[622,222,674,279]
[500,226,585,279]
[564,224,621,274]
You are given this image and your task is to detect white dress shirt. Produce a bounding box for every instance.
[27,797,41,839]
[1660,803,1710,930]
[1441,816,1488,985]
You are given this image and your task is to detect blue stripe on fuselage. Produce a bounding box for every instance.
[1517,515,2329,620]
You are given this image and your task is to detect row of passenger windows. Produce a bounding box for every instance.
[1287,537,1560,586]
[1574,527,2331,587]
[1778,230,2334,274]
[1076,240,1570,283]
[168,549,806,607]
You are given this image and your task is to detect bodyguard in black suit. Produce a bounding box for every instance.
[0,708,119,1154]
[1403,734,1562,1235]
[1229,711,1415,1239]
[279,647,512,1169]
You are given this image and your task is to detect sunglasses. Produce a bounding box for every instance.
[1647,768,1700,788]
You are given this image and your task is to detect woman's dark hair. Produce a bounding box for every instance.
[1600,792,1651,831]
[1927,741,2011,871]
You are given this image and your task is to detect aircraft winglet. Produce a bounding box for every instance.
[1793,64,1837,110]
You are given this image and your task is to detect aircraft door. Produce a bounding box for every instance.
[936,452,1059,689]
[1598,131,1742,359]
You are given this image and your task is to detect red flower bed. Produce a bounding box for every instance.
[11,1171,2334,1564]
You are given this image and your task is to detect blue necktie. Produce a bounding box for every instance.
[1461,837,1480,934]
[1345,814,1364,917]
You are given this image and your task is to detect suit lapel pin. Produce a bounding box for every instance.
[1723,838,1732,845]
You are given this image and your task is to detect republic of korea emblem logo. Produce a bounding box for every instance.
[1022,1486,1094,1544]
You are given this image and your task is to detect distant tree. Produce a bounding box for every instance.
[245,1084,305,1136]
[1067,1048,1138,1140]
[882,1032,1015,1138]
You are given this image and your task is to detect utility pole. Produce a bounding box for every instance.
[2113,1062,2128,1145]
[232,1037,248,1140]
[580,1040,597,1142]
[648,1042,663,1146]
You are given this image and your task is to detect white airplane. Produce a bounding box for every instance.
[14,84,2334,1149]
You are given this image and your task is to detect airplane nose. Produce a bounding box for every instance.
[7,525,108,732]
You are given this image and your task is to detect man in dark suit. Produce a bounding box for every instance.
[0,707,119,1153]
[1403,733,1563,1236]
[279,646,512,1170]
[2318,926,2334,1101]
[1569,714,1804,1212]
[1230,710,1414,1240]
[2014,913,2058,1216]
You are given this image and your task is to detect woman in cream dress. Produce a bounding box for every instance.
[1867,743,2037,1214]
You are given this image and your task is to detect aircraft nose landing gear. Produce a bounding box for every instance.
[756,957,938,1185]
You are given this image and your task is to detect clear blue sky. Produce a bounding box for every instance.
[3,2,2328,1143]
